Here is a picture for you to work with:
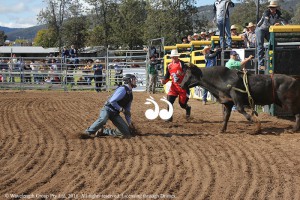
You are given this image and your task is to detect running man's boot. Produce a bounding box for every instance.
[186,105,191,119]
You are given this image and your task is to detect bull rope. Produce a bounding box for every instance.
[227,71,257,116]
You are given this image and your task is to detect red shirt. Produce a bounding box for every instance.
[165,60,185,84]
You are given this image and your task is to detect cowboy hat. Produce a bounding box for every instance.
[230,25,237,30]
[246,22,256,28]
[268,1,279,8]
[200,31,207,35]
[193,33,199,37]
[203,46,211,51]
[169,49,180,57]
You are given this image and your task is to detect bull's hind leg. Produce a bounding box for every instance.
[236,104,261,134]
[220,103,233,133]
[293,114,300,132]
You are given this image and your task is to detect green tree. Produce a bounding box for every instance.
[84,0,118,47]
[86,25,105,46]
[61,0,89,49]
[144,0,198,45]
[109,0,146,49]
[291,2,300,24]
[33,29,56,47]
[0,31,7,46]
[230,1,255,32]
[143,1,164,41]
[38,0,71,49]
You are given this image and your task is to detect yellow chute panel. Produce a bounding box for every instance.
[269,25,300,33]
[163,46,177,55]
[191,50,205,67]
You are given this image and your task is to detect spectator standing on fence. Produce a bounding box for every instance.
[241,27,248,47]
[93,59,104,92]
[230,25,239,36]
[83,59,93,85]
[50,58,58,70]
[214,0,235,49]
[181,36,188,44]
[30,60,39,83]
[161,49,191,122]
[181,36,190,51]
[187,35,193,43]
[202,46,221,105]
[207,30,215,40]
[62,46,70,61]
[255,1,285,70]
[147,55,158,94]
[8,54,17,82]
[69,45,79,66]
[83,74,137,139]
[114,60,123,86]
[192,33,199,41]
[199,32,207,41]
[23,63,31,83]
[244,22,256,48]
[1,68,6,82]
[16,58,25,82]
[69,45,77,58]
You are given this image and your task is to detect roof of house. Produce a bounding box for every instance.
[0,46,59,54]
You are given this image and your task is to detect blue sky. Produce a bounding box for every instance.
[0,0,236,28]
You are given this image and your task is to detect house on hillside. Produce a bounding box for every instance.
[0,46,59,57]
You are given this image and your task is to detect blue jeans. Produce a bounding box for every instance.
[86,106,131,137]
[255,28,270,67]
[217,18,232,49]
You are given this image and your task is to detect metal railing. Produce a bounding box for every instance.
[0,49,149,91]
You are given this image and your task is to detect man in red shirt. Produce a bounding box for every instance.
[161,49,191,122]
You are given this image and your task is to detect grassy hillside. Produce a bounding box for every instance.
[0,25,45,41]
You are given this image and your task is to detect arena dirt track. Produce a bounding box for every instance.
[0,91,300,200]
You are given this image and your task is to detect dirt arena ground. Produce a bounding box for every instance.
[0,90,299,200]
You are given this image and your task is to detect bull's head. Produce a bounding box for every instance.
[180,63,203,90]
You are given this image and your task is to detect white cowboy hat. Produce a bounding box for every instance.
[268,1,279,8]
[230,25,237,30]
[169,49,180,57]
[200,31,207,35]
[203,46,211,51]
[193,33,199,37]
[246,22,256,28]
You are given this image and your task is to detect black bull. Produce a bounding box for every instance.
[179,64,300,133]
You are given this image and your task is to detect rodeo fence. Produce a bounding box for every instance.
[0,49,164,92]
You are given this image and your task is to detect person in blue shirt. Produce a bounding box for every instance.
[202,46,221,105]
[83,74,137,139]
[93,59,104,92]
[61,46,70,62]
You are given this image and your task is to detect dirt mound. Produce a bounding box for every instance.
[0,91,299,199]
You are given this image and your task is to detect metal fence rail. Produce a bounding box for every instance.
[0,50,150,92]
